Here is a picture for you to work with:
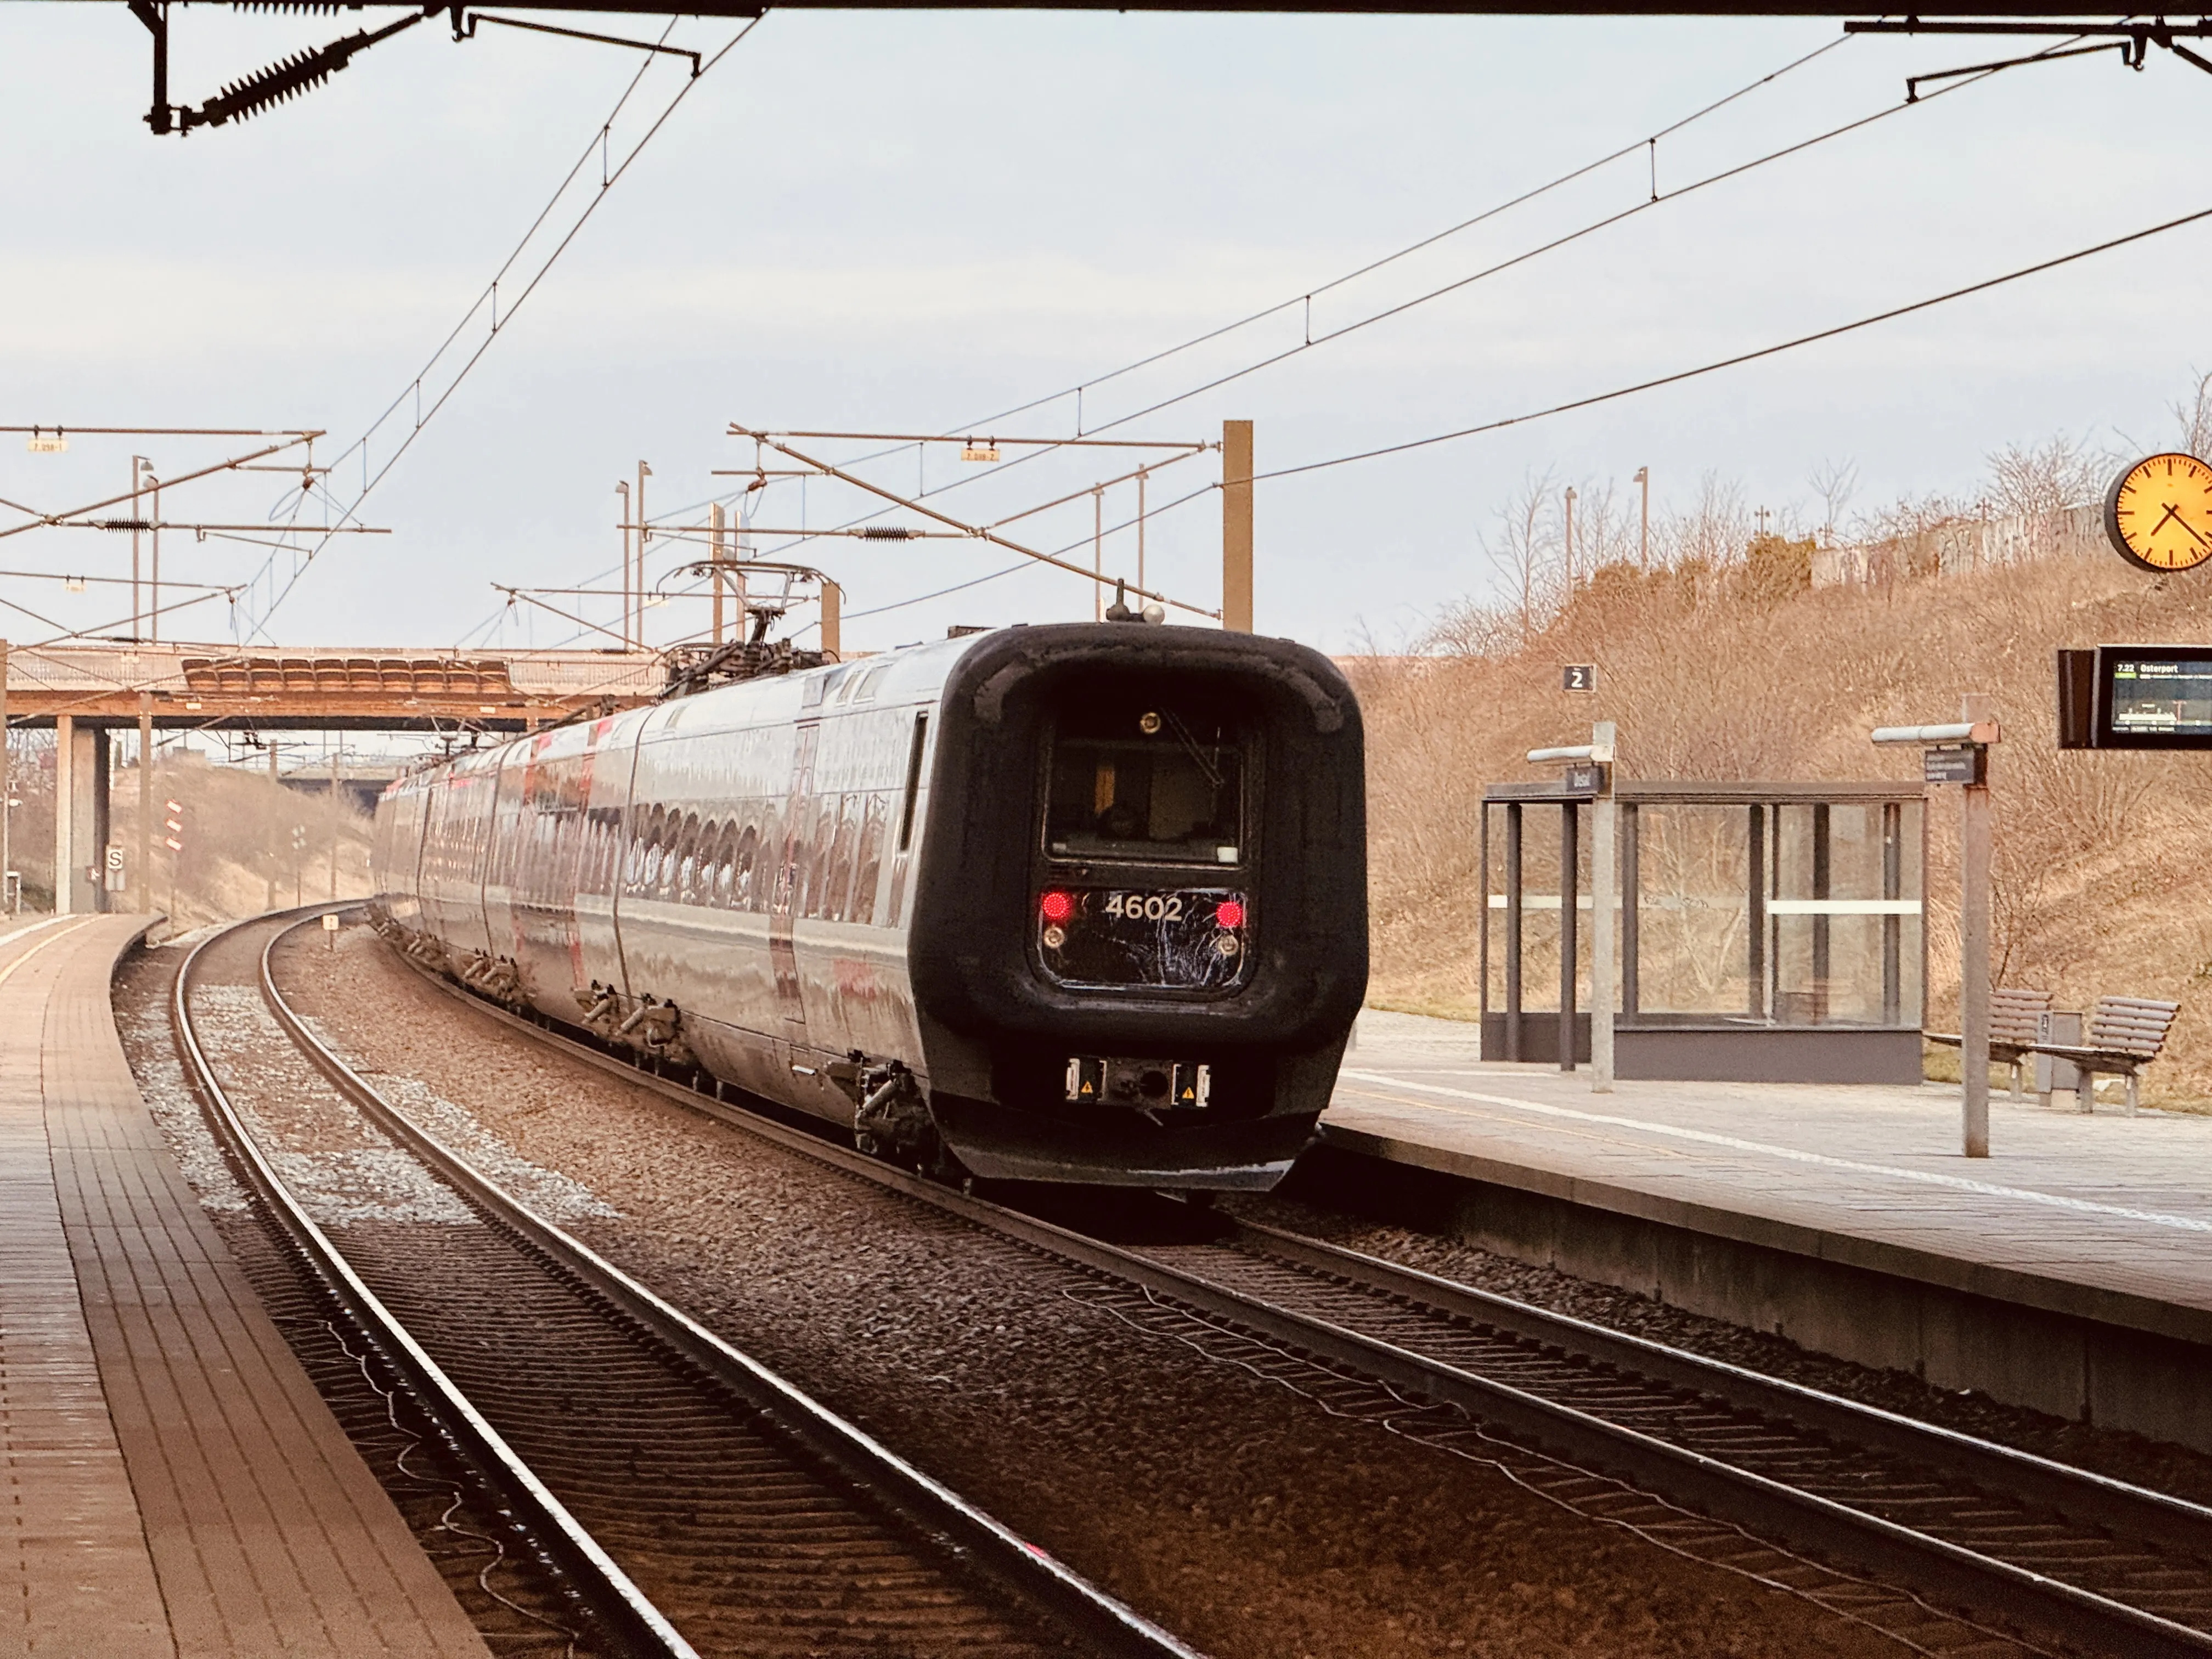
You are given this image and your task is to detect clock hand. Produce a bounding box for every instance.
[2150,500,2212,550]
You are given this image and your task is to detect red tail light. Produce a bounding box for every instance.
[1040,890,1075,924]
[1214,899,1245,929]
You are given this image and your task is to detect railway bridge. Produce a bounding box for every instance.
[0,639,664,915]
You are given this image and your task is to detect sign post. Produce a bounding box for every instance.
[1526,723,1617,1092]
[1873,697,1999,1158]
[1589,721,1617,1094]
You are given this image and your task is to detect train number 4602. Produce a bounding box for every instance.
[1103,893,1184,922]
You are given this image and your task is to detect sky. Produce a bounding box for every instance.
[4,2,2211,667]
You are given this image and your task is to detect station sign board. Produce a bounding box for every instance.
[1922,744,1986,786]
[2057,646,2212,750]
[1559,761,1609,797]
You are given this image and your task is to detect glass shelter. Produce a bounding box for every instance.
[1480,781,1926,1084]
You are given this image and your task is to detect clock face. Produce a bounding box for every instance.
[2106,453,2212,573]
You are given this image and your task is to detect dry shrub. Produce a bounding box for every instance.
[111,758,377,928]
[1359,554,2212,1108]
[0,754,383,928]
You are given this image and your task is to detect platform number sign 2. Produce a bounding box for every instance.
[1562,664,1597,693]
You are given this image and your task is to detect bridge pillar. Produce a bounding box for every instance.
[53,718,109,916]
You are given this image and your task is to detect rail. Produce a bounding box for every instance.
[174,914,695,1659]
[390,941,2212,1659]
[183,910,1198,1659]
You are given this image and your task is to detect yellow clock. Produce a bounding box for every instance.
[2106,452,2212,573]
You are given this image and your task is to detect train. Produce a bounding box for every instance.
[369,619,1367,1189]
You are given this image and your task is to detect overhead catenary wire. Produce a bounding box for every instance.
[239,13,768,642]
[938,33,1855,439]
[637,32,1861,543]
[981,38,2066,454]
[788,32,2113,628]
[650,30,2041,631]
[493,24,2074,642]
[1251,202,2212,483]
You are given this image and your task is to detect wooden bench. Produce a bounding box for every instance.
[1926,986,2054,1101]
[2022,996,2181,1116]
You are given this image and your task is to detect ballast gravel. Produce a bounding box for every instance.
[1227,1190,2212,1514]
[254,923,1967,1659]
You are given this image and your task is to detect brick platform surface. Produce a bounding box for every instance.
[0,914,487,1657]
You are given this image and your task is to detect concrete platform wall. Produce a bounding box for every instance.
[1288,1143,2212,1454]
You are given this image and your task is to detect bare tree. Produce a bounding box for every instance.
[1568,478,1638,573]
[1808,458,1859,546]
[1658,471,1752,569]
[1483,467,1561,641]
[2175,367,2212,461]
[1983,433,2112,518]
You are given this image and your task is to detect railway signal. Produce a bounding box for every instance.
[163,798,184,926]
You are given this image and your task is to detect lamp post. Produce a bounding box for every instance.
[1633,466,1650,571]
[614,481,631,648]
[636,460,652,648]
[146,471,162,642]
[1564,486,1577,592]
[130,456,150,636]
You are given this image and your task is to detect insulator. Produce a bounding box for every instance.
[181,10,422,132]
[91,519,154,533]
[197,46,342,127]
[228,2,346,12]
[857,526,916,540]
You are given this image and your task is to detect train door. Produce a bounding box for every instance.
[506,727,598,1017]
[769,718,819,1048]
[581,709,650,999]
[482,746,527,973]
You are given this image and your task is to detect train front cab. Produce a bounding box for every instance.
[907,623,1366,1189]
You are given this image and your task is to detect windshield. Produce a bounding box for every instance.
[1046,699,1244,865]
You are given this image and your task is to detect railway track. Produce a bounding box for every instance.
[369,924,2212,1659]
[176,910,1198,1659]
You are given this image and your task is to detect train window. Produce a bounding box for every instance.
[711,822,736,906]
[825,795,859,920]
[897,713,928,852]
[1046,698,1244,865]
[733,819,760,910]
[851,793,887,926]
[640,805,669,893]
[675,812,701,899]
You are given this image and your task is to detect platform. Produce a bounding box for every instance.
[1318,1009,2212,1451]
[0,913,486,1657]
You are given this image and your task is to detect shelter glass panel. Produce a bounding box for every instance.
[1768,800,1923,1027]
[1632,805,1750,1018]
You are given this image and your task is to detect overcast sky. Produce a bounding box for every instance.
[4,3,2210,662]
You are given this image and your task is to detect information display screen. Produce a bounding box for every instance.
[2092,647,2212,749]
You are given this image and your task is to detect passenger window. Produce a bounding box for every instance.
[825,795,859,921]
[712,823,736,905]
[851,793,887,927]
[733,820,760,910]
[674,811,701,899]
[898,713,928,852]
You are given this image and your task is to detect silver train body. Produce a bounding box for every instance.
[371,622,1367,1189]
